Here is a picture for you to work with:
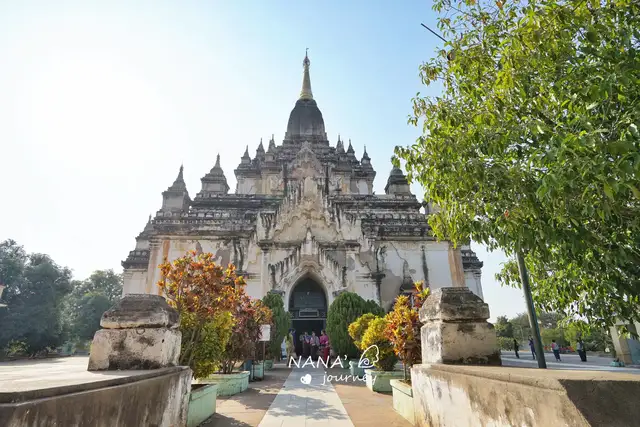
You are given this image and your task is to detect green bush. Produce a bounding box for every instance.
[5,340,28,358]
[360,317,397,371]
[326,292,384,359]
[348,313,379,349]
[262,293,291,361]
[497,336,516,351]
[181,310,234,379]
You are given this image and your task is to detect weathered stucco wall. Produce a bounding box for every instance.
[124,231,477,311]
[0,367,191,427]
[123,143,485,308]
[123,204,483,310]
[411,364,640,427]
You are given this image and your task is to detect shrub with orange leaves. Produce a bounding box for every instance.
[384,281,430,381]
[158,251,256,379]
[220,295,272,374]
[158,251,244,316]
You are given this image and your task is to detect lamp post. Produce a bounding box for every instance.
[516,251,546,368]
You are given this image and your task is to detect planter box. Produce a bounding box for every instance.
[187,384,218,427]
[364,369,404,393]
[264,359,274,371]
[390,379,415,425]
[194,371,250,396]
[252,362,265,380]
[349,360,365,377]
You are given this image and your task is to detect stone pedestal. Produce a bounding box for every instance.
[88,294,182,371]
[419,287,500,365]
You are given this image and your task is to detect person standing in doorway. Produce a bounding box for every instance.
[551,340,562,361]
[528,337,536,360]
[577,339,587,362]
[301,331,311,358]
[320,330,330,363]
[311,331,319,360]
[513,338,520,358]
[306,332,313,358]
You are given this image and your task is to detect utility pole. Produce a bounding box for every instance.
[516,251,546,368]
[0,283,6,308]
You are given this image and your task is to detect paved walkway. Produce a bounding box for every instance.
[202,367,291,427]
[330,369,413,427]
[501,351,640,374]
[0,356,151,393]
[258,366,354,427]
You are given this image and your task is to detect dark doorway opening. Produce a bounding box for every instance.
[289,277,327,359]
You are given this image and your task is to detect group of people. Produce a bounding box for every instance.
[513,337,588,362]
[284,329,331,362]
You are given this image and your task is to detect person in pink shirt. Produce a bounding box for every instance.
[320,330,330,363]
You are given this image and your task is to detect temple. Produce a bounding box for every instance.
[122,53,484,333]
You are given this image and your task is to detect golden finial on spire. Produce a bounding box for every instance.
[300,49,313,100]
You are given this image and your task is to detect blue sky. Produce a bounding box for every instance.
[0,0,526,320]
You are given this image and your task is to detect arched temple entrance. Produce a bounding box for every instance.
[288,276,327,358]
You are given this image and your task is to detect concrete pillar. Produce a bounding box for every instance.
[261,247,270,295]
[145,240,162,294]
[610,321,640,365]
[418,287,501,365]
[88,294,182,371]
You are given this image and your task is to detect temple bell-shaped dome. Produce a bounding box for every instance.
[285,52,326,138]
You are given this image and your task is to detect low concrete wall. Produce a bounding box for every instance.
[194,371,250,396]
[187,383,218,427]
[365,369,404,393]
[0,366,191,427]
[390,379,415,425]
[411,364,640,427]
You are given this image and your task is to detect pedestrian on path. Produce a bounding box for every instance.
[285,331,295,360]
[513,338,520,358]
[577,339,587,362]
[551,340,562,361]
[528,337,536,360]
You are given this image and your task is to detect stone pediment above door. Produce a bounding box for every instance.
[289,141,324,180]
[271,214,343,242]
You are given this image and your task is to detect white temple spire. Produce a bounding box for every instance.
[299,49,313,100]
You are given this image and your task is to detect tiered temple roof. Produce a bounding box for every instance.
[123,52,438,268]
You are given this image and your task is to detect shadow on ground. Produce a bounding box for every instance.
[266,374,351,422]
[327,367,412,427]
[202,414,252,427]
[201,367,291,427]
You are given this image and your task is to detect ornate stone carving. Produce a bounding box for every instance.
[290,142,324,180]
[268,175,283,193]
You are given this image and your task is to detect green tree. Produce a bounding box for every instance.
[72,293,113,340]
[0,240,73,354]
[66,270,123,341]
[540,328,567,347]
[262,292,291,361]
[71,269,123,304]
[326,292,385,359]
[564,320,612,351]
[395,0,640,331]
[494,316,514,338]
